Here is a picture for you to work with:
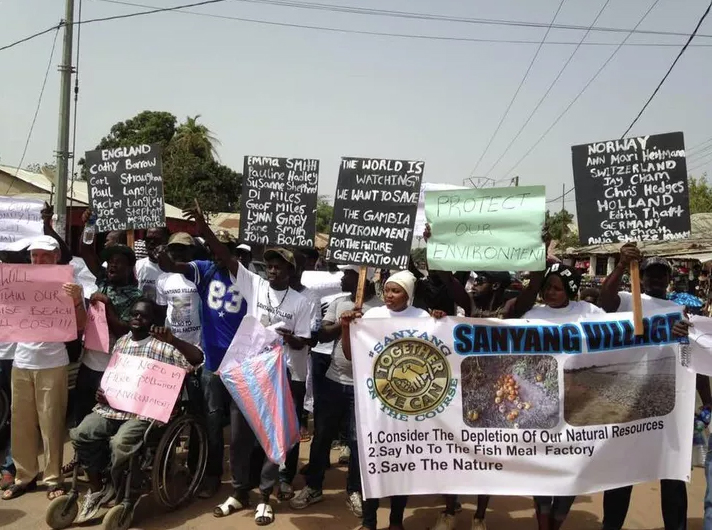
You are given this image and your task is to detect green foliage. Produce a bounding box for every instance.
[316,195,334,234]
[82,111,240,214]
[544,209,580,249]
[688,175,712,214]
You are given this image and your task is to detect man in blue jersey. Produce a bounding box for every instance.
[158,228,247,498]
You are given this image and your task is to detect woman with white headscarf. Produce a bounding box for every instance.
[341,270,446,530]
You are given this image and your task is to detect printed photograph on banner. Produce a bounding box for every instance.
[564,348,676,426]
[368,331,457,422]
[461,355,559,429]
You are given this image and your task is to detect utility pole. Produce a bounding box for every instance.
[512,176,519,187]
[54,0,75,241]
[561,183,566,240]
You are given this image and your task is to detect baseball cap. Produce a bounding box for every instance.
[236,243,252,253]
[101,244,137,266]
[339,264,375,280]
[167,232,194,247]
[641,256,672,273]
[27,235,60,252]
[264,248,297,269]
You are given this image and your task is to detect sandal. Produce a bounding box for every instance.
[2,479,38,500]
[255,502,274,526]
[47,484,67,501]
[213,495,248,518]
[0,470,14,490]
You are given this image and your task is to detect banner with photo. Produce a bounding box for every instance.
[351,310,696,499]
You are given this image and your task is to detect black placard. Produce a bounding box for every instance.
[239,156,319,247]
[571,131,691,245]
[85,144,165,233]
[326,157,424,269]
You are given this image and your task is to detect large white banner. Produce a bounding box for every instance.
[351,310,696,498]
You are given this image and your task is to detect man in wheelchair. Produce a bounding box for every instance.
[70,298,203,523]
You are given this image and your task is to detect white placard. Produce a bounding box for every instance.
[0,196,44,251]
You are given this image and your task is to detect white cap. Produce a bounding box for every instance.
[27,235,59,252]
[236,244,252,253]
[338,264,374,280]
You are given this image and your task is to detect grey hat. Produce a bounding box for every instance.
[640,256,672,273]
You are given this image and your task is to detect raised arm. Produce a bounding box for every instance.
[151,326,203,366]
[183,201,238,277]
[64,283,87,332]
[43,204,72,265]
[599,243,640,313]
[508,270,545,318]
[434,270,473,316]
[157,247,191,277]
[79,209,104,278]
[340,310,362,361]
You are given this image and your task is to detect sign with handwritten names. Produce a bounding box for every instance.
[0,264,77,342]
[0,196,44,251]
[86,144,166,233]
[101,353,186,423]
[571,132,691,245]
[326,157,424,269]
[84,302,110,353]
[425,186,546,271]
[240,156,319,247]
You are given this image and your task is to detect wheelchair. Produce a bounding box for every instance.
[45,374,208,530]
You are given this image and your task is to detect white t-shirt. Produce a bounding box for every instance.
[0,343,16,361]
[523,300,605,320]
[155,273,202,345]
[232,264,313,381]
[14,342,68,370]
[326,296,384,385]
[312,293,350,355]
[362,305,430,319]
[617,291,683,313]
[135,257,163,301]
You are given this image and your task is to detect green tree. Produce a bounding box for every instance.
[316,195,334,233]
[172,115,220,161]
[545,209,580,249]
[688,174,712,213]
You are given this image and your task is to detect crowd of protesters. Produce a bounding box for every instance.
[0,205,709,530]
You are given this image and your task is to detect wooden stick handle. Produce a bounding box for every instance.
[630,261,644,336]
[127,229,135,250]
[355,266,367,309]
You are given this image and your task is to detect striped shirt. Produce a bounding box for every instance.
[94,334,192,421]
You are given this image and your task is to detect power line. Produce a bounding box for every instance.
[0,23,63,53]
[621,0,712,137]
[500,0,661,179]
[80,0,227,24]
[6,27,62,194]
[688,152,712,173]
[226,0,712,41]
[482,0,612,177]
[689,143,712,161]
[547,186,575,203]
[689,136,712,153]
[467,0,566,179]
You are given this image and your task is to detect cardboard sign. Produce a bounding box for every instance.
[0,264,77,342]
[85,144,166,233]
[101,353,186,423]
[240,156,319,247]
[0,196,44,251]
[412,183,467,243]
[425,186,546,271]
[571,132,691,245]
[326,157,424,269]
[84,302,110,353]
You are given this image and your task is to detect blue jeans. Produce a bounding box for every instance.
[305,378,360,493]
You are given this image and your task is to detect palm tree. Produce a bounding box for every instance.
[172,115,221,161]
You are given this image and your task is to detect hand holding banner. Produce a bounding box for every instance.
[425,186,546,271]
[101,353,186,423]
[84,302,110,353]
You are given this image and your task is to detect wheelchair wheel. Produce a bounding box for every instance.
[151,414,207,509]
[45,495,79,530]
[102,504,132,530]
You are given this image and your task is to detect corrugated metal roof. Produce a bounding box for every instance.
[568,213,712,256]
[0,165,186,220]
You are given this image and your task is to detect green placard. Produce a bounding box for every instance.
[425,185,546,272]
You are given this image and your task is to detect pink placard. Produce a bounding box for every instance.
[0,264,77,342]
[84,302,110,353]
[101,353,186,423]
